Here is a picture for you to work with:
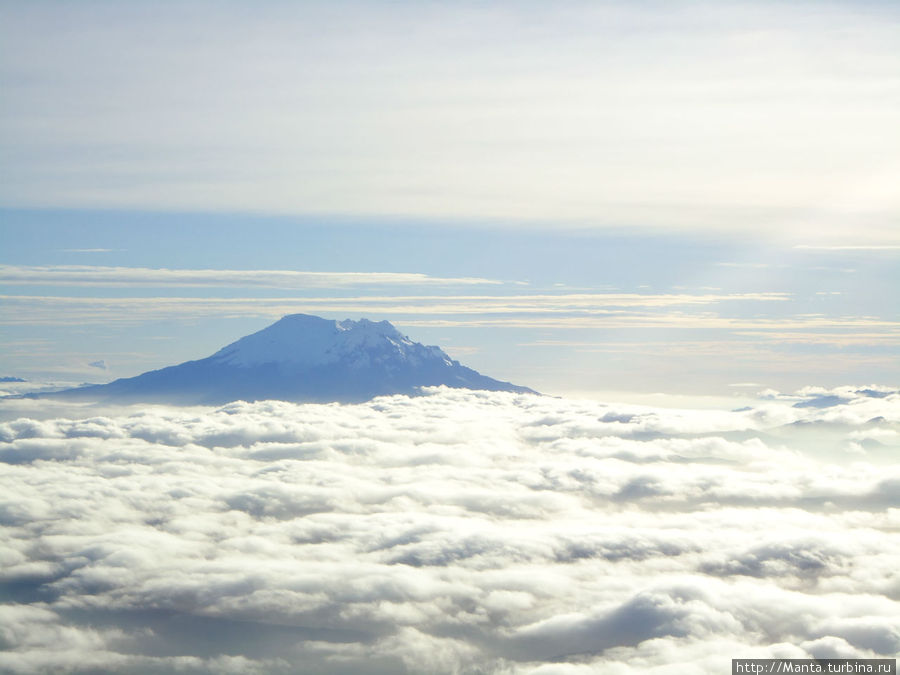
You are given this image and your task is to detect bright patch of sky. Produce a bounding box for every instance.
[1,0,899,398]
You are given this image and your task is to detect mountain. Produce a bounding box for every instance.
[51,314,537,404]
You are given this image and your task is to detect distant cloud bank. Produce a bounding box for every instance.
[1,387,897,673]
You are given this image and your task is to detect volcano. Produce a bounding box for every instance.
[53,314,536,405]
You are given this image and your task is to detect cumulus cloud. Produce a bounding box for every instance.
[0,388,897,673]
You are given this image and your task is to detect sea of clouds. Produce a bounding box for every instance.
[1,386,898,673]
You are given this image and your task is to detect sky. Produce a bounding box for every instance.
[1,0,900,398]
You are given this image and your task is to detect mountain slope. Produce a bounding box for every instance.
[54,314,536,404]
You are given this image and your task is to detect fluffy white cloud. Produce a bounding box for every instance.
[0,387,898,673]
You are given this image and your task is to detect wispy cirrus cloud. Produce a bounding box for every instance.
[0,265,501,288]
[794,245,900,252]
[0,292,791,326]
[2,291,893,351]
[57,248,121,253]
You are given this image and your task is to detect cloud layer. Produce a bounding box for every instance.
[1,387,898,673]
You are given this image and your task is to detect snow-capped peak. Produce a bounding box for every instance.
[210,314,450,370]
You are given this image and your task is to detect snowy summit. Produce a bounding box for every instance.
[212,314,451,370]
[53,314,536,405]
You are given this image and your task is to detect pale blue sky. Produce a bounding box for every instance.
[1,1,899,397]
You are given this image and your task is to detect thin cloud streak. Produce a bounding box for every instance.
[0,265,501,288]
[794,245,900,251]
[0,293,893,334]
[3,295,897,358]
[0,293,797,326]
[58,248,120,253]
